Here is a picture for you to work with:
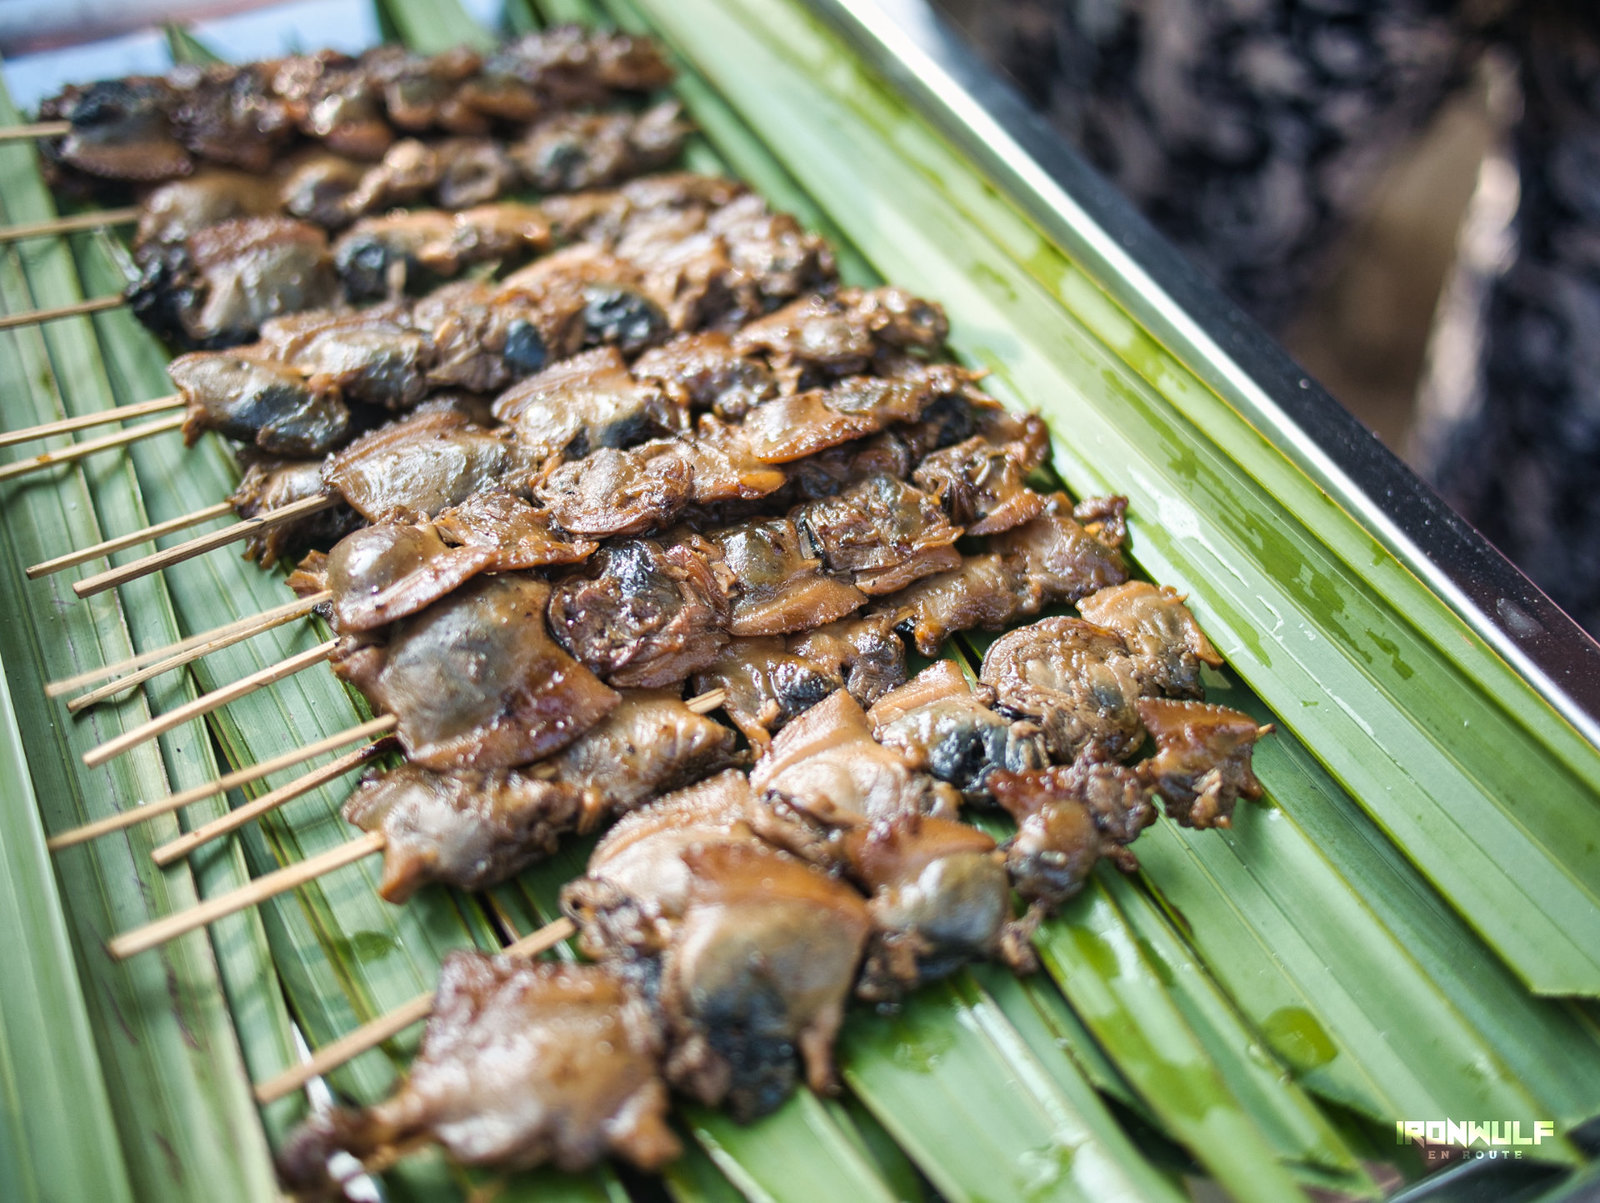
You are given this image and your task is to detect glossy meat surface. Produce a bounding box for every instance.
[229,455,351,566]
[170,351,349,456]
[322,409,522,521]
[707,517,865,636]
[691,638,842,746]
[331,573,618,770]
[981,617,1146,762]
[878,552,1042,657]
[343,763,590,900]
[278,955,677,1191]
[295,521,495,632]
[1137,699,1269,829]
[492,346,683,461]
[1078,581,1223,699]
[795,473,963,595]
[512,100,690,192]
[548,539,731,688]
[432,490,597,569]
[785,613,907,707]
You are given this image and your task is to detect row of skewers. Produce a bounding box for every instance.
[0,31,1274,1197]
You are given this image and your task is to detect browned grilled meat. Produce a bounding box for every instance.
[337,135,521,215]
[256,304,431,410]
[511,100,690,192]
[343,763,590,902]
[732,287,947,374]
[548,539,731,688]
[538,688,739,825]
[1077,582,1223,700]
[703,517,865,637]
[785,613,907,708]
[750,690,961,823]
[39,77,192,184]
[229,455,355,567]
[411,278,588,394]
[990,493,1130,604]
[333,203,552,300]
[170,350,350,457]
[134,170,284,249]
[493,345,686,460]
[330,573,619,770]
[290,521,497,632]
[794,473,963,595]
[167,62,296,172]
[878,552,1043,657]
[980,617,1147,763]
[911,416,1052,535]
[129,216,342,350]
[322,409,527,522]
[431,489,597,569]
[1136,699,1270,829]
[869,661,1048,802]
[278,955,678,1194]
[633,331,778,419]
[691,637,842,746]
[533,418,785,538]
[989,760,1156,911]
[563,771,871,1119]
[741,365,976,464]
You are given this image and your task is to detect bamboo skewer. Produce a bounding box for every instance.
[32,501,236,580]
[0,205,139,244]
[0,292,123,331]
[0,413,184,482]
[72,494,339,598]
[0,121,71,141]
[152,739,393,866]
[151,689,726,863]
[81,639,336,768]
[64,592,330,712]
[47,716,396,851]
[253,918,576,1104]
[47,593,322,696]
[1,393,184,450]
[107,830,389,959]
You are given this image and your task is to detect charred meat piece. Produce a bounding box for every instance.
[278,955,677,1193]
[343,763,589,902]
[229,455,353,567]
[362,45,487,134]
[990,493,1130,605]
[500,243,669,354]
[877,552,1043,657]
[133,170,283,250]
[786,613,907,708]
[484,25,675,107]
[290,521,497,632]
[331,573,618,770]
[980,617,1146,763]
[705,517,866,637]
[168,63,294,172]
[868,661,1048,803]
[493,346,684,461]
[534,418,785,538]
[732,287,946,374]
[283,56,393,159]
[548,539,731,688]
[691,638,842,746]
[565,772,870,1119]
[278,149,367,227]
[341,136,522,217]
[989,760,1155,913]
[539,688,738,825]
[412,279,587,394]
[432,490,597,569]
[741,365,975,464]
[1077,582,1223,700]
[128,216,341,349]
[779,433,914,505]
[170,350,349,457]
[795,473,963,595]
[257,305,430,410]
[40,77,190,185]
[834,814,1018,998]
[322,409,524,522]
[334,203,552,300]
[911,418,1052,535]
[511,100,690,192]
[750,690,961,824]
[1136,699,1270,829]
[633,331,778,420]
[707,195,837,320]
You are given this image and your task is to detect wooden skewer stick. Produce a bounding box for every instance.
[253,918,576,1104]
[685,687,726,715]
[0,292,123,331]
[47,593,320,696]
[0,205,140,245]
[152,738,393,866]
[0,121,71,141]
[107,830,388,960]
[31,500,236,580]
[0,413,184,482]
[82,639,336,769]
[73,493,338,598]
[66,592,330,712]
[47,716,396,852]
[2,393,183,451]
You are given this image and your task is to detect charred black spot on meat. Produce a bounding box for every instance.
[582,285,669,353]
